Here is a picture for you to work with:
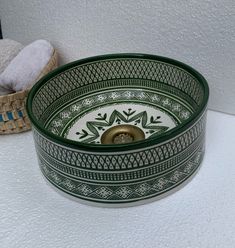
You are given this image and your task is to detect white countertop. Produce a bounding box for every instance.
[0,110,235,248]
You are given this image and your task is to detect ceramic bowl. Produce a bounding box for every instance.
[27,54,209,207]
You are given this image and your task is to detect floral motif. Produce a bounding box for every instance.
[135,183,151,195]
[172,104,181,112]
[180,111,190,119]
[61,111,71,119]
[170,171,183,182]
[47,89,193,137]
[77,184,93,196]
[153,178,168,190]
[95,187,113,198]
[63,179,75,190]
[82,98,94,106]
[151,94,161,102]
[97,94,107,102]
[123,91,133,99]
[109,92,120,99]
[52,120,63,127]
[39,143,205,203]
[75,108,169,143]
[162,98,171,106]
[115,186,132,198]
[71,104,81,112]
[183,162,194,174]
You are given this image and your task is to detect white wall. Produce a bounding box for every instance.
[1,0,235,114]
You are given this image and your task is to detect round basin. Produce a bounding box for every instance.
[26,54,209,207]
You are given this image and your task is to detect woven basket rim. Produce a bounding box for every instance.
[0,49,58,134]
[0,49,57,102]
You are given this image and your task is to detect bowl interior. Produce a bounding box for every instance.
[29,55,206,146]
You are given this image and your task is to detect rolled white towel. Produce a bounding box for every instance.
[0,39,54,95]
[0,39,23,74]
[0,85,14,95]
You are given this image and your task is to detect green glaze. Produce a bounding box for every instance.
[27,54,209,206]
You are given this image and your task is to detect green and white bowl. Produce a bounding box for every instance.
[27,54,209,207]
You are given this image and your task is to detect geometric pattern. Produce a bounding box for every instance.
[34,111,206,204]
[39,146,204,203]
[36,130,204,183]
[32,58,204,121]
[29,55,208,205]
[34,113,206,171]
[46,88,192,137]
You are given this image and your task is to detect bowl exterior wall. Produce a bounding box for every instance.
[32,110,207,205]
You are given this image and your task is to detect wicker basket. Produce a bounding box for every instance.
[0,49,58,134]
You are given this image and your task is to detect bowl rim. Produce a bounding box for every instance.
[26,53,209,152]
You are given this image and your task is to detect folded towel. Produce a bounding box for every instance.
[0,39,54,95]
[0,39,23,74]
[0,85,13,95]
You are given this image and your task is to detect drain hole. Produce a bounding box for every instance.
[101,124,145,145]
[113,133,134,144]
